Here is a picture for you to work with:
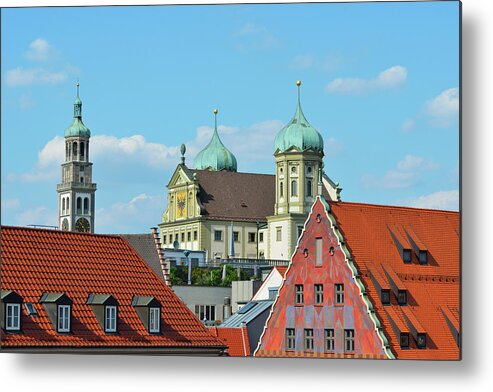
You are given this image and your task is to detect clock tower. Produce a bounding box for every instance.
[57,82,97,233]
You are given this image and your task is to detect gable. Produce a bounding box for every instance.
[168,164,195,188]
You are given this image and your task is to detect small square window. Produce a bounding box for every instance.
[381,289,390,305]
[335,284,344,305]
[419,251,428,264]
[304,329,314,351]
[324,329,335,352]
[403,249,412,263]
[259,232,264,243]
[295,284,304,305]
[344,329,355,352]
[398,290,407,305]
[314,284,323,305]
[248,232,256,243]
[400,333,410,348]
[285,328,295,350]
[5,303,21,331]
[214,230,222,241]
[417,333,427,349]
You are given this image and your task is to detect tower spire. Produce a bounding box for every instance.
[297,80,301,105]
[74,80,82,119]
[214,108,218,133]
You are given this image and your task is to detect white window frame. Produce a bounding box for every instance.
[105,305,117,333]
[57,304,71,333]
[6,303,21,331]
[314,284,324,305]
[149,307,161,333]
[335,283,345,305]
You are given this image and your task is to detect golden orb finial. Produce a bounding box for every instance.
[214,108,218,115]
[296,80,301,86]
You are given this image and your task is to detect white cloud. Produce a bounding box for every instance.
[15,205,57,227]
[96,193,165,233]
[5,67,68,86]
[290,54,315,70]
[326,65,407,94]
[363,154,439,189]
[401,118,415,132]
[233,23,279,52]
[424,88,459,128]
[408,190,459,211]
[234,23,268,36]
[25,38,57,61]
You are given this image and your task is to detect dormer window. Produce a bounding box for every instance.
[6,303,21,331]
[381,289,391,305]
[57,304,71,333]
[417,333,427,349]
[132,296,162,334]
[419,250,428,265]
[400,332,410,348]
[149,307,161,333]
[398,290,407,305]
[105,305,118,333]
[403,249,412,263]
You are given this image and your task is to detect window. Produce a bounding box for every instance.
[419,251,428,264]
[315,238,323,266]
[195,305,216,322]
[280,182,284,197]
[304,329,314,351]
[286,328,295,350]
[187,231,191,241]
[174,234,178,243]
[276,227,282,242]
[314,284,323,305]
[214,230,222,241]
[76,197,82,214]
[181,232,185,242]
[291,180,298,197]
[400,333,410,348]
[291,166,297,174]
[381,289,391,305]
[325,329,335,352]
[295,284,304,305]
[398,290,407,305]
[149,307,160,333]
[57,304,71,332]
[307,166,313,174]
[307,180,313,197]
[259,232,264,243]
[233,231,239,242]
[83,198,89,214]
[297,226,303,238]
[248,232,256,243]
[73,142,78,158]
[62,198,65,214]
[344,329,355,352]
[403,249,412,263]
[417,333,427,349]
[80,142,85,159]
[105,305,117,333]
[193,230,198,241]
[5,303,21,331]
[335,284,344,305]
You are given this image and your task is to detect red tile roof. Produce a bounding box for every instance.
[209,326,251,356]
[329,201,460,359]
[0,226,226,353]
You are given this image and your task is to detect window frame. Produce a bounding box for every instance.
[248,232,256,243]
[314,284,324,305]
[214,230,223,242]
[403,249,412,263]
[295,284,304,305]
[304,329,314,351]
[104,305,118,333]
[324,329,335,352]
[233,231,239,242]
[5,303,21,331]
[344,329,355,352]
[57,304,71,333]
[335,283,345,305]
[285,328,295,351]
[149,307,161,333]
[276,227,282,242]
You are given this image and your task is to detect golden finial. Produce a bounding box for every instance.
[296,80,301,86]
[214,108,218,114]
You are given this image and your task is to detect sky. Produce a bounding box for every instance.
[1,1,460,234]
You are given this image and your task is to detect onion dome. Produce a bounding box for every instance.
[274,80,324,154]
[65,82,91,138]
[194,109,237,172]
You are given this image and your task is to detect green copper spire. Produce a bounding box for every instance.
[274,80,324,154]
[64,81,90,138]
[194,109,237,172]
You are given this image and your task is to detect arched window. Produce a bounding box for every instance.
[291,180,298,197]
[66,196,70,213]
[80,142,85,160]
[83,198,89,214]
[66,143,69,161]
[76,197,82,214]
[73,142,78,160]
[86,142,89,160]
[307,180,313,197]
[62,198,65,214]
[280,182,284,197]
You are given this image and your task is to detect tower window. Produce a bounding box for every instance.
[80,142,85,160]
[335,284,344,305]
[83,198,89,214]
[295,284,304,305]
[76,197,82,214]
[193,230,198,241]
[285,328,295,350]
[280,182,284,197]
[344,329,355,352]
[181,232,185,242]
[62,198,65,214]
[291,180,298,197]
[72,142,78,159]
[307,166,313,174]
[307,180,313,197]
[66,197,69,213]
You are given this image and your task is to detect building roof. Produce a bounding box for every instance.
[0,226,226,352]
[194,111,237,172]
[209,326,251,356]
[220,300,274,328]
[329,200,460,359]
[120,233,163,281]
[192,170,276,222]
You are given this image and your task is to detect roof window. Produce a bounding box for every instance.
[86,294,119,333]
[132,296,162,334]
[40,293,73,333]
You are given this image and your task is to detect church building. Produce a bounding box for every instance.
[57,83,97,233]
[158,81,341,261]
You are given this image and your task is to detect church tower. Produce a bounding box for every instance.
[266,81,325,260]
[57,82,97,233]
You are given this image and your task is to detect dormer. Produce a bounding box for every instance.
[132,296,162,334]
[402,307,427,349]
[382,264,407,305]
[40,293,73,333]
[404,227,428,265]
[388,225,413,264]
[440,305,460,347]
[384,307,410,349]
[1,290,23,333]
[369,267,391,305]
[86,294,119,333]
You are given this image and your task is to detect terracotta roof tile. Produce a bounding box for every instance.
[209,326,251,356]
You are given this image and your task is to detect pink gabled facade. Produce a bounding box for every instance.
[255,196,391,359]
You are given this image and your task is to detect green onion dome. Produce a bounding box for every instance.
[274,81,324,154]
[65,83,91,138]
[194,109,237,172]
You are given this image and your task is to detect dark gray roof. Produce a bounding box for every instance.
[121,234,163,282]
[219,300,274,327]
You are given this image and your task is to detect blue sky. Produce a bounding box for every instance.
[1,1,460,234]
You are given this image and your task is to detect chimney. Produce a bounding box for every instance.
[150,227,172,287]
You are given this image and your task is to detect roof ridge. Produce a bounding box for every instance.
[1,225,124,238]
[330,200,460,214]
